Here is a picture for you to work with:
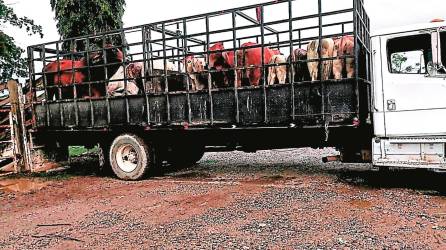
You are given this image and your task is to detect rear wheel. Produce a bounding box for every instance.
[109,134,151,180]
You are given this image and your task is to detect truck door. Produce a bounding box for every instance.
[379,30,446,137]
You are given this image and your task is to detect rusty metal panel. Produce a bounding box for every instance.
[266,85,292,125]
[77,100,92,128]
[92,100,108,127]
[169,94,188,123]
[148,95,168,125]
[190,92,211,125]
[294,83,323,126]
[128,97,146,125]
[212,89,236,124]
[109,99,127,125]
[60,103,76,127]
[35,105,46,127]
[48,103,62,127]
[238,88,264,125]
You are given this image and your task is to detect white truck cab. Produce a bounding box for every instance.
[372,20,446,169]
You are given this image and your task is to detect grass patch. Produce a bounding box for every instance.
[69,146,99,157]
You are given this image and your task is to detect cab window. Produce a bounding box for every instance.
[387,34,430,74]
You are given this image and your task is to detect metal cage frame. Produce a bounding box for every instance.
[27,0,371,130]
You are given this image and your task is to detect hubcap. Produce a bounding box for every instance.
[116,144,139,173]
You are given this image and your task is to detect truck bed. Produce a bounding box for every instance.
[34,78,371,130]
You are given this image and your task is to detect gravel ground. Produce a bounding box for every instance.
[0,148,446,249]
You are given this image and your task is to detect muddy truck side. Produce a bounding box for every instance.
[25,0,446,180]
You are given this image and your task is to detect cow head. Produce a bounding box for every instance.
[90,44,124,66]
[209,42,226,70]
[185,56,205,74]
[185,55,195,74]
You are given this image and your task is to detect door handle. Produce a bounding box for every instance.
[387,99,396,111]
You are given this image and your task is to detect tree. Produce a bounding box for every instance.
[391,53,407,73]
[0,0,43,83]
[50,0,126,51]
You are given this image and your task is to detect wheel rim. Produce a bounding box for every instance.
[115,144,139,173]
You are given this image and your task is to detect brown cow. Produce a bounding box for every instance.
[185,55,207,91]
[43,44,124,100]
[333,36,355,80]
[307,38,335,81]
[237,42,275,86]
[209,42,235,88]
[289,48,311,83]
[107,62,142,96]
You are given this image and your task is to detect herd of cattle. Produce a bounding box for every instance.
[40,35,355,100]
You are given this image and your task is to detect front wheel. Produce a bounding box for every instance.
[109,134,151,180]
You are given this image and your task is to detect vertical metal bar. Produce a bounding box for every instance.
[27,47,37,129]
[232,11,240,124]
[85,39,94,127]
[70,40,79,127]
[260,6,268,124]
[353,0,359,80]
[55,42,63,104]
[205,15,214,125]
[55,42,64,127]
[318,0,326,123]
[183,18,192,124]
[288,0,295,122]
[298,30,301,48]
[103,36,111,125]
[176,23,181,72]
[120,30,130,125]
[142,26,151,125]
[162,23,171,123]
[353,0,360,118]
[41,44,50,127]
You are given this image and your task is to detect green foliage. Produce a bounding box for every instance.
[69,146,99,157]
[50,0,126,51]
[0,0,43,83]
[391,53,408,73]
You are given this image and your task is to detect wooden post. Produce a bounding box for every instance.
[7,80,28,173]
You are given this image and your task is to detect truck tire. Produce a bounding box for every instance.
[109,134,151,180]
[168,144,205,170]
[97,143,112,176]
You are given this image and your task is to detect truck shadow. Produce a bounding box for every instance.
[335,168,446,195]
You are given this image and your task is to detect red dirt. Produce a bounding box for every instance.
[0,156,446,249]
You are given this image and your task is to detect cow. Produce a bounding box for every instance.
[288,48,311,83]
[333,35,355,80]
[185,55,208,91]
[237,42,275,86]
[43,44,124,100]
[209,42,235,88]
[307,38,335,81]
[145,59,184,93]
[43,58,87,100]
[267,54,287,85]
[107,62,142,96]
[87,44,125,96]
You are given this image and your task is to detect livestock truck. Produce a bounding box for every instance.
[25,0,446,180]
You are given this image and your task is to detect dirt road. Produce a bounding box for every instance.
[1,149,446,249]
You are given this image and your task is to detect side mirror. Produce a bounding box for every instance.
[427,61,438,77]
[426,61,446,77]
